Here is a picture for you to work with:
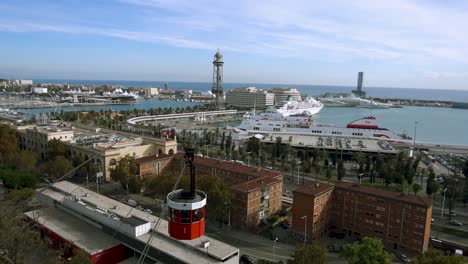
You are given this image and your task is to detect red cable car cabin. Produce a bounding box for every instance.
[167,189,206,240]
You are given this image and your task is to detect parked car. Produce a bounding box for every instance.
[444,211,456,217]
[399,254,411,263]
[144,209,153,214]
[449,220,463,226]
[127,199,137,207]
[240,254,254,264]
[279,221,288,229]
[336,233,345,239]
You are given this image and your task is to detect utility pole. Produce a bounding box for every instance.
[96,172,103,194]
[272,237,278,262]
[441,188,448,217]
[301,215,307,247]
[297,160,301,184]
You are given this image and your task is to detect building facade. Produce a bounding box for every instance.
[17,123,177,180]
[292,183,334,241]
[144,87,159,97]
[135,154,283,229]
[17,124,75,161]
[292,181,432,255]
[226,87,275,109]
[270,88,301,104]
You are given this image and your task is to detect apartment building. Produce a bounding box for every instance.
[292,181,432,254]
[135,154,283,229]
[225,87,275,109]
[292,183,334,241]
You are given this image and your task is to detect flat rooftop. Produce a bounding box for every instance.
[260,134,397,154]
[294,182,334,197]
[336,181,432,208]
[24,208,121,255]
[41,181,239,263]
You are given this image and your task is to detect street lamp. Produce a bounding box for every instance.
[296,160,302,185]
[413,121,419,151]
[224,202,231,229]
[301,215,307,247]
[441,188,448,217]
[272,237,278,261]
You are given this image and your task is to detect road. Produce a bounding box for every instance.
[205,224,347,263]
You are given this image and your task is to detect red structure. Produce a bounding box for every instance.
[167,148,207,240]
[37,222,132,264]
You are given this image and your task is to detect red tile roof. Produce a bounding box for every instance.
[173,153,282,179]
[335,181,432,208]
[134,153,173,164]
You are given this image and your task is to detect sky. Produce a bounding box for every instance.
[1,0,468,90]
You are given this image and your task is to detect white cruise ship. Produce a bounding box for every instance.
[273,97,323,116]
[318,93,392,109]
[236,114,408,140]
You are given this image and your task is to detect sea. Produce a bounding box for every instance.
[20,79,468,146]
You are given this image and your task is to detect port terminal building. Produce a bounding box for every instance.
[27,181,239,264]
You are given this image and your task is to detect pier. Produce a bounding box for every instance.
[126,110,240,125]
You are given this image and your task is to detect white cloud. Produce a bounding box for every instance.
[2,0,468,87]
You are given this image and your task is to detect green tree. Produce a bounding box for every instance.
[337,159,345,181]
[426,167,436,197]
[288,244,327,264]
[0,124,18,164]
[14,150,37,172]
[109,156,139,192]
[47,139,66,158]
[463,178,468,207]
[410,248,467,264]
[197,174,232,222]
[464,161,468,207]
[413,183,422,195]
[68,249,92,264]
[43,156,73,180]
[0,167,37,189]
[341,237,392,264]
[325,165,332,183]
[0,199,46,264]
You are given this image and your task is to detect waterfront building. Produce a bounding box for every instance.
[14,79,33,85]
[135,154,283,229]
[32,87,48,94]
[351,72,366,97]
[144,87,159,97]
[17,123,75,161]
[27,181,239,263]
[292,181,432,255]
[226,87,275,109]
[17,122,177,180]
[270,88,301,104]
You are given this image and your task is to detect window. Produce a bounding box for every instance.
[181,210,191,223]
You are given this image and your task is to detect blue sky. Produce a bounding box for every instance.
[1,0,468,90]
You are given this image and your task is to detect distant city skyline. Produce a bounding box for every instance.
[1,0,468,90]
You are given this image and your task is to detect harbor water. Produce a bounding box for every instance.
[212,106,468,146]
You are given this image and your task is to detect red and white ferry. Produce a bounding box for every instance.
[236,114,409,140]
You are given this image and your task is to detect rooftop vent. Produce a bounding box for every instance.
[201,240,210,248]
